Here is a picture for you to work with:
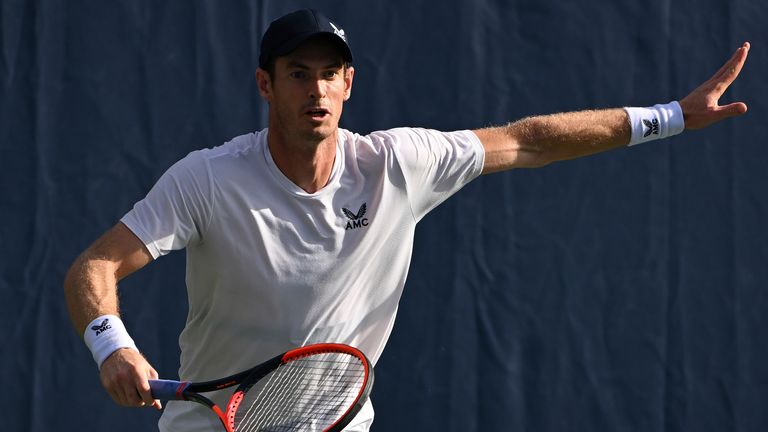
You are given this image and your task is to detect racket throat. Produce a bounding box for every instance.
[212,403,234,432]
[224,391,246,432]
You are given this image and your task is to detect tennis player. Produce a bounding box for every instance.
[64,8,750,432]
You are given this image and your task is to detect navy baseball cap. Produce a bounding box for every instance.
[259,9,353,68]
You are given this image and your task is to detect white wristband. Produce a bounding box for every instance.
[83,314,138,369]
[624,101,685,146]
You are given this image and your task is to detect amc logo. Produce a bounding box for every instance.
[342,203,369,231]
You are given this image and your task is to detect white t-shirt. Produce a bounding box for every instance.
[121,127,485,431]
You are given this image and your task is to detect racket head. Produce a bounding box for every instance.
[226,343,374,432]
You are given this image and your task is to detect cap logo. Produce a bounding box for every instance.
[330,22,347,42]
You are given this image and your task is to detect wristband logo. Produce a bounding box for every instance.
[342,203,369,230]
[91,319,112,336]
[643,118,660,137]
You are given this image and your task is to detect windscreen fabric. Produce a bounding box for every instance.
[2,1,767,431]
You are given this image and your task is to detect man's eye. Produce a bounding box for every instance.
[289,71,306,79]
[322,71,338,79]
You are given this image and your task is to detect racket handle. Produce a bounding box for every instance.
[149,379,191,400]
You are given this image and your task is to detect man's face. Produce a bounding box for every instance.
[258,38,354,144]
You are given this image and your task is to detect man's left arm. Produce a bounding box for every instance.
[475,42,750,174]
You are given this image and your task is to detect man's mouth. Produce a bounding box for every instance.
[305,107,330,120]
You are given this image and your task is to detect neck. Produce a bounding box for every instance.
[266,127,338,194]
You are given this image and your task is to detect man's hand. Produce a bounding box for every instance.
[100,348,162,410]
[680,42,750,130]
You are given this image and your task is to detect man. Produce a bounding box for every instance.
[64,8,750,432]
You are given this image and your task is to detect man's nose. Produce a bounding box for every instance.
[308,78,327,99]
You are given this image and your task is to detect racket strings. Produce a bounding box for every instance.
[271,359,361,429]
[247,358,308,429]
[237,357,363,431]
[239,358,363,431]
[234,353,365,432]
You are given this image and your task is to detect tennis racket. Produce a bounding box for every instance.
[149,343,374,432]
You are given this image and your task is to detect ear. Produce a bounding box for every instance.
[255,68,273,102]
[343,66,355,101]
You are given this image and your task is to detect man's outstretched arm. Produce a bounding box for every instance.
[475,42,750,174]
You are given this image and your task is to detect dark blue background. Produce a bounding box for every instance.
[2,1,766,431]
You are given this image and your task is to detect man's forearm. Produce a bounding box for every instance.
[65,259,160,410]
[64,252,121,335]
[63,224,158,408]
[64,222,153,335]
[479,108,630,173]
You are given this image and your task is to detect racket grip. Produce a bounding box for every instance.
[149,379,190,400]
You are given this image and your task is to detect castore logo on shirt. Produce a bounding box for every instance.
[342,203,369,230]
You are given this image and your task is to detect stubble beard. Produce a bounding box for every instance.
[274,106,337,148]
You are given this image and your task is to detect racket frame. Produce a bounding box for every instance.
[150,343,373,432]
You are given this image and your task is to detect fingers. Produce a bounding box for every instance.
[716,101,748,118]
[712,42,750,96]
[679,42,750,130]
[137,366,163,410]
[100,348,162,410]
[712,42,749,81]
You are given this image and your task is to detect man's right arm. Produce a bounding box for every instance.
[474,42,750,173]
[64,222,161,409]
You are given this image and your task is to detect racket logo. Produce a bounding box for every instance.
[342,203,369,230]
[91,319,112,336]
[642,118,659,137]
